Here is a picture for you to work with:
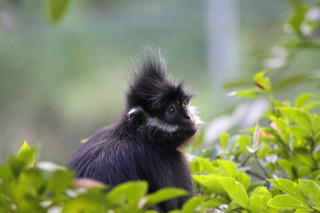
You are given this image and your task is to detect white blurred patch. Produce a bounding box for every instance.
[264,47,288,69]
[306,7,320,21]
[66,188,87,198]
[36,161,66,172]
[40,201,52,208]
[185,152,195,162]
[264,57,287,69]
[48,207,62,213]
[0,10,14,30]
[300,23,312,36]
[204,98,268,146]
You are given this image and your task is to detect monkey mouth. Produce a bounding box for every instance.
[180,123,197,136]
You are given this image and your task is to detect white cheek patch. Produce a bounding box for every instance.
[146,117,179,133]
[189,105,203,125]
[128,107,179,133]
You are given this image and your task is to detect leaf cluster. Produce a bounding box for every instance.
[0,142,194,213]
[191,70,320,212]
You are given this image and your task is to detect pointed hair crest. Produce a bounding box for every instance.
[126,49,190,114]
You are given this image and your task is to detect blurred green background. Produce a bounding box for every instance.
[0,0,318,163]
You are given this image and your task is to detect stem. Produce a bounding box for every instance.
[240,155,266,180]
[254,153,271,179]
[241,155,251,167]
[308,204,320,213]
[310,136,318,170]
[246,170,266,181]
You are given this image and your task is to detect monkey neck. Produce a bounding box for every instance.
[117,111,196,150]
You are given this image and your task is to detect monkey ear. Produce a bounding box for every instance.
[127,107,145,122]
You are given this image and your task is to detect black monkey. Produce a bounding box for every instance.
[65,50,201,212]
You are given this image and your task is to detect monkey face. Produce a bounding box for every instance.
[127,98,200,149]
[128,96,201,149]
[163,99,196,130]
[162,99,199,148]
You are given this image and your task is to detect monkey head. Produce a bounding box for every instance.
[126,51,201,149]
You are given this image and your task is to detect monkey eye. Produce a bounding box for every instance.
[168,105,176,113]
[181,101,188,108]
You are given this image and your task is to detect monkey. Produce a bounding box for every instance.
[65,49,201,212]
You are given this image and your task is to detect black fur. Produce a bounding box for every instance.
[65,50,198,212]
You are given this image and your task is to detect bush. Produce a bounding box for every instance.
[191,71,320,212]
[0,141,192,213]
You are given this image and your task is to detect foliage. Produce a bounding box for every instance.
[191,2,320,211]
[192,70,320,212]
[0,142,192,213]
[225,0,320,92]
[2,81,320,213]
[189,1,320,211]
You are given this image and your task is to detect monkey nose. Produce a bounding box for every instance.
[183,112,190,120]
[184,115,190,120]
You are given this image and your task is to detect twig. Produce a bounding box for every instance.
[254,153,271,179]
[246,170,266,181]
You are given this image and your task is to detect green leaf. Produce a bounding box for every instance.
[217,160,238,179]
[226,200,241,211]
[295,93,314,108]
[267,195,311,210]
[236,172,251,190]
[145,188,187,208]
[192,175,228,197]
[217,177,249,209]
[236,89,263,99]
[0,165,12,180]
[180,196,206,213]
[107,181,148,206]
[194,157,215,173]
[199,198,226,211]
[294,147,313,167]
[254,71,271,93]
[302,101,320,111]
[257,143,271,159]
[17,141,36,168]
[47,0,71,23]
[277,160,296,179]
[49,169,73,195]
[62,188,108,212]
[268,179,306,202]
[238,135,251,154]
[288,3,309,36]
[315,131,320,144]
[168,211,181,213]
[219,133,229,149]
[308,170,320,181]
[298,179,320,206]
[289,126,310,139]
[279,108,312,133]
[270,118,289,142]
[251,186,272,197]
[312,115,320,134]
[249,193,270,212]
